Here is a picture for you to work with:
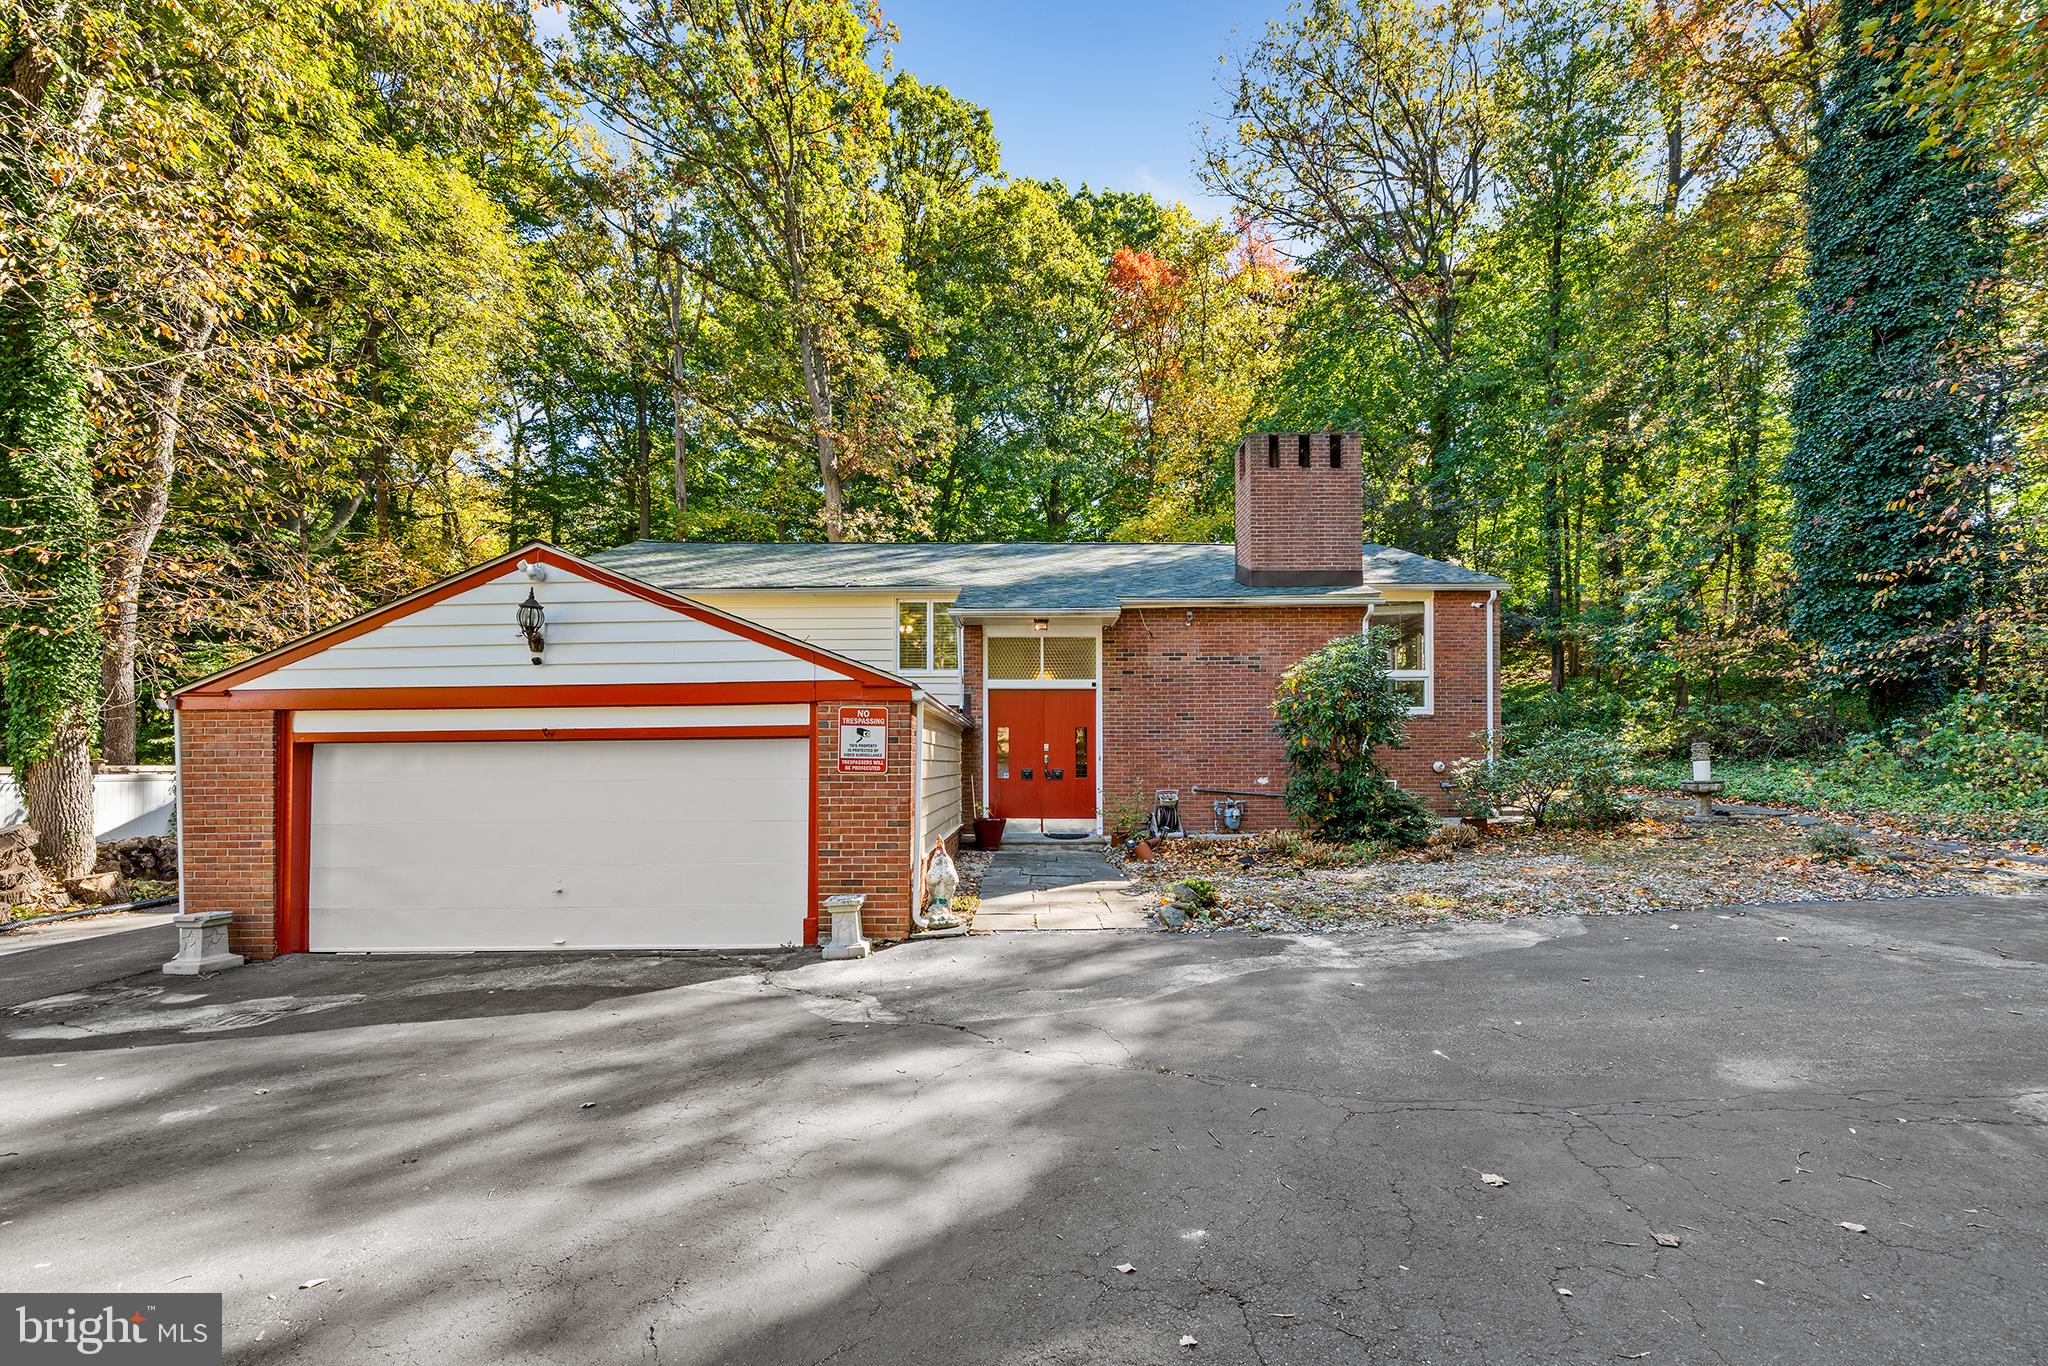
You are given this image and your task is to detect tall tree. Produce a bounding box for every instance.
[1786,0,2008,715]
[1204,0,1498,559]
[559,0,941,541]
[0,0,106,876]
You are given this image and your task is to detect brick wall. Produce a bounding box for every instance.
[177,709,280,958]
[814,700,918,941]
[1100,594,1496,833]
[959,623,984,827]
[1233,433,1364,584]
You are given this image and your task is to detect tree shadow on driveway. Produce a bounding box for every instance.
[3,903,2045,1364]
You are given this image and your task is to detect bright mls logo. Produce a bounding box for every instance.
[3,1295,221,1364]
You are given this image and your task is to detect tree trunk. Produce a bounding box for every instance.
[1542,206,1567,692]
[632,374,652,540]
[797,321,846,541]
[665,283,689,537]
[22,713,93,877]
[100,321,213,764]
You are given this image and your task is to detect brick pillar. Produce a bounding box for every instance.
[813,700,917,942]
[177,709,280,958]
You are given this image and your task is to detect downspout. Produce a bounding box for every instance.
[172,704,186,911]
[1485,589,1499,760]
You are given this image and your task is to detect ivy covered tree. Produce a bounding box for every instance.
[1272,630,1437,847]
[0,1,105,877]
[1785,0,2009,717]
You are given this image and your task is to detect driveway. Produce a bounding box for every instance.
[3,896,2044,1364]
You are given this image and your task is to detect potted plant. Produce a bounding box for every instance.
[973,804,1006,851]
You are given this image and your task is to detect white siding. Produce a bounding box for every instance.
[918,708,965,853]
[690,591,964,707]
[236,568,849,692]
[293,705,808,735]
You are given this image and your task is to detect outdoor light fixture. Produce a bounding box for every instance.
[517,590,546,663]
[1032,618,1049,632]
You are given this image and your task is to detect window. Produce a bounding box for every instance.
[1328,433,1343,468]
[1369,600,1431,713]
[1266,433,1279,468]
[897,600,958,671]
[1296,433,1311,467]
[987,635,1097,682]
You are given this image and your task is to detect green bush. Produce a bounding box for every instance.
[1454,727,1636,828]
[1273,631,1434,847]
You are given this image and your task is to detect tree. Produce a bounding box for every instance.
[1273,630,1437,845]
[0,0,108,875]
[1786,0,2009,715]
[559,0,943,542]
[1205,0,1499,559]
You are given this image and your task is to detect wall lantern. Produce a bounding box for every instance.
[517,590,546,664]
[1032,618,1049,632]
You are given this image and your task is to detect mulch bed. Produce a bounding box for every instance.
[1111,798,2044,934]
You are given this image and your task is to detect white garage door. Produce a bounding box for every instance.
[308,738,808,951]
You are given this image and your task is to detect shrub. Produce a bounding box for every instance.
[1426,821,1481,850]
[1453,727,1635,828]
[1273,631,1434,847]
[1805,825,1862,861]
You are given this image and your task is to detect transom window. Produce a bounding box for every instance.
[987,635,1096,682]
[898,600,958,672]
[1369,600,1432,714]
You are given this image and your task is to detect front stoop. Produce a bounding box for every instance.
[971,846,1152,931]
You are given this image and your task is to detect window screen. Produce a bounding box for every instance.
[898,600,929,671]
[1375,603,1427,673]
[987,637,1040,680]
[1040,637,1096,680]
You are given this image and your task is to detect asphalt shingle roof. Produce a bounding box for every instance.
[591,541,1506,612]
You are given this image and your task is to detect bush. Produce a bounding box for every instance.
[1273,631,1434,847]
[1454,727,1635,828]
[1805,825,1862,861]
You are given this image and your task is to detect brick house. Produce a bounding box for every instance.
[174,432,1503,958]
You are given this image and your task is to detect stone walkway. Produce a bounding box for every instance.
[970,843,1154,931]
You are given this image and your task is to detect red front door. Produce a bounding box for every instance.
[988,689,1097,824]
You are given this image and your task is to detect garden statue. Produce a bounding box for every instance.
[916,839,965,933]
[1679,740,1726,823]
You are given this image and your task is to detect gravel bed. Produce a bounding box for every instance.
[1111,801,2043,934]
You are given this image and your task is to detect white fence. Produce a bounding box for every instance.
[0,767,177,840]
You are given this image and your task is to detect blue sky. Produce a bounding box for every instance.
[880,0,1288,218]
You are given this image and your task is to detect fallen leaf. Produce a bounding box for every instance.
[1653,1232,1681,1248]
[1180,1334,1199,1347]
[1839,1222,1868,1234]
[1480,1173,1509,1187]
[578,1102,596,1110]
[298,1278,326,1290]
[1556,1287,1573,1296]
[1115,1263,1137,1275]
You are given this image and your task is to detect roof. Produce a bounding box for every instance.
[591,541,1506,613]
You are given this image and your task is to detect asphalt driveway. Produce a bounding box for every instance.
[3,896,2044,1364]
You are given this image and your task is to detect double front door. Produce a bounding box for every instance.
[988,688,1096,824]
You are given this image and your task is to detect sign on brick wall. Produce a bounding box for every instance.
[837,705,888,773]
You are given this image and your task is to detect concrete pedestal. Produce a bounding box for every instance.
[821,894,871,960]
[1678,779,1727,824]
[163,911,245,975]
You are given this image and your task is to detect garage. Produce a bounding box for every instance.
[173,545,950,959]
[307,738,808,951]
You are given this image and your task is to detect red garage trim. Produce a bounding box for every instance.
[177,543,912,701]
[291,725,813,744]
[270,719,826,955]
[180,680,909,711]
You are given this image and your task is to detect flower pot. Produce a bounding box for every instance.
[973,816,1007,851]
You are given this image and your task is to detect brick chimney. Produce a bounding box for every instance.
[1233,431,1364,587]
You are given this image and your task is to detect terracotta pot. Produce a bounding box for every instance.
[973,816,1006,851]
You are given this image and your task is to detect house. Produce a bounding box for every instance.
[172,432,1504,958]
